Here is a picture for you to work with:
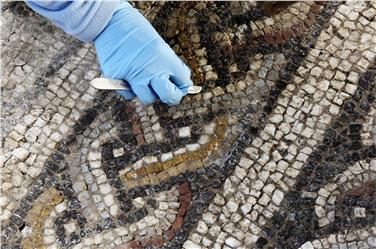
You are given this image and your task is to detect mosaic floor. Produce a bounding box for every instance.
[1,1,376,249]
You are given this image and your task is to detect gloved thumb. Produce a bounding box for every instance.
[150,75,184,106]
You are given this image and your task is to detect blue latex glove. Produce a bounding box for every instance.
[94,1,193,105]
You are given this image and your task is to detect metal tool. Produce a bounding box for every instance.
[90,78,202,94]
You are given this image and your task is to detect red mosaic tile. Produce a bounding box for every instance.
[127,240,142,249]
[128,115,138,123]
[282,29,295,40]
[178,208,187,217]
[180,192,192,203]
[337,181,376,203]
[310,4,322,14]
[315,1,326,6]
[291,24,305,35]
[132,122,142,135]
[141,235,164,247]
[120,181,192,248]
[274,31,284,44]
[306,12,316,23]
[165,229,175,241]
[178,182,190,194]
[179,201,189,213]
[172,216,184,231]
[135,134,145,146]
[265,33,274,44]
[150,236,164,247]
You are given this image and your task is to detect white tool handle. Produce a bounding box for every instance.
[90,78,131,90]
[90,77,202,94]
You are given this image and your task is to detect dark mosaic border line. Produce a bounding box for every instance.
[1,2,33,17]
[0,91,112,248]
[257,61,376,249]
[1,2,340,249]
[52,172,117,248]
[100,109,225,218]
[105,68,283,236]
[1,2,84,141]
[1,2,83,81]
[46,93,124,248]
[198,3,279,87]
[152,2,275,89]
[108,3,339,248]
[163,3,340,248]
[53,2,339,248]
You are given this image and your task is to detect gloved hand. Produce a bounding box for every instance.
[94,1,193,105]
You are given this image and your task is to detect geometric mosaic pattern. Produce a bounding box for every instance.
[1,1,375,249]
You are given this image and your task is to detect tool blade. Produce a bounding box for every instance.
[90,78,131,90]
[90,78,202,95]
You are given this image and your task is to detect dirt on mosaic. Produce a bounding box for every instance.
[1,1,376,249]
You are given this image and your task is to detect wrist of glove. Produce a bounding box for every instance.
[94,1,193,106]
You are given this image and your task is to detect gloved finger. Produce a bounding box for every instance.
[116,89,136,100]
[164,49,193,93]
[170,63,193,95]
[129,81,158,105]
[150,75,184,106]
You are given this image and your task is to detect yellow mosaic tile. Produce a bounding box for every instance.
[166,166,179,177]
[22,187,63,249]
[121,117,227,188]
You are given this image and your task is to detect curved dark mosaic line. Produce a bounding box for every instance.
[197,3,278,87]
[101,109,224,218]
[1,2,84,140]
[257,60,376,249]
[0,91,112,248]
[1,2,340,249]
[164,5,341,248]
[1,2,33,17]
[52,174,118,248]
[98,0,307,227]
[30,3,339,247]
[1,2,83,81]
[153,2,280,89]
[47,94,128,248]
[111,3,339,248]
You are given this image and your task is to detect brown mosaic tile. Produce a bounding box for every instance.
[22,188,63,249]
[120,117,227,188]
[2,2,376,249]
